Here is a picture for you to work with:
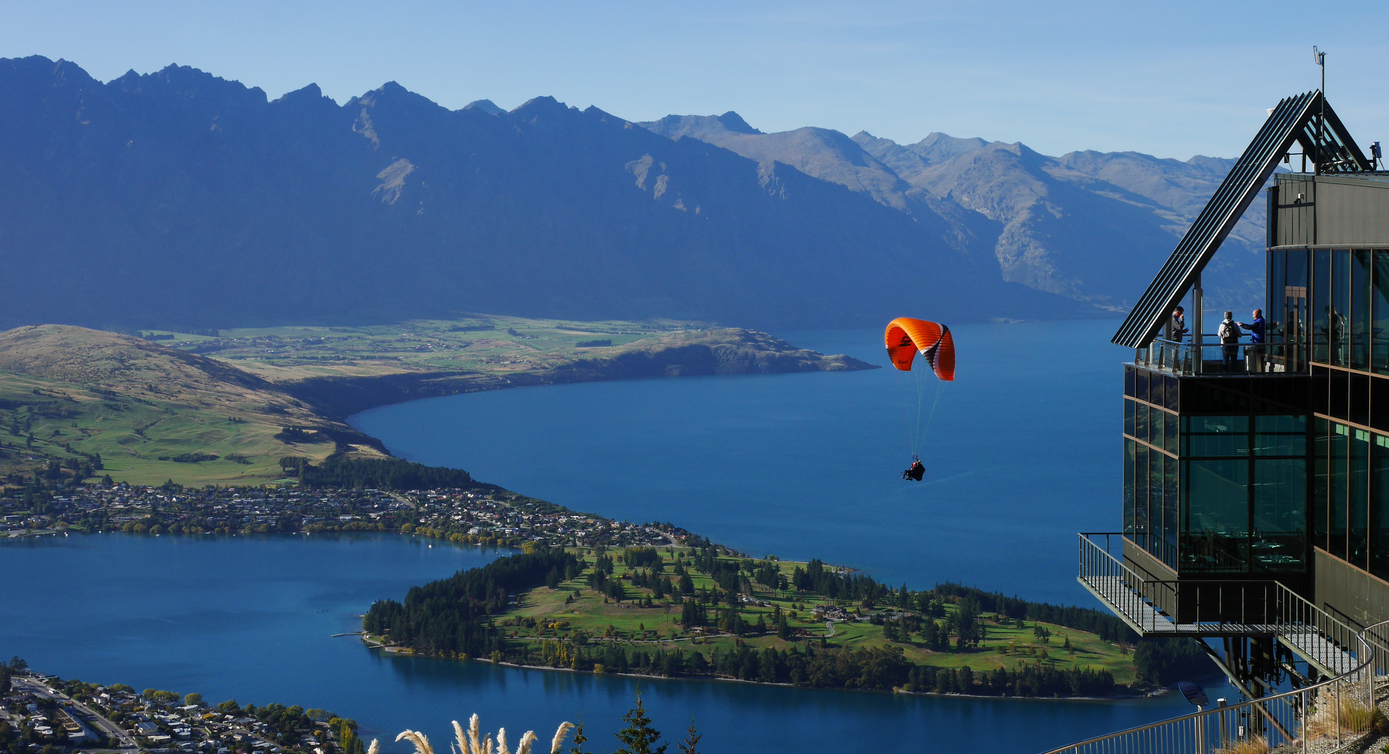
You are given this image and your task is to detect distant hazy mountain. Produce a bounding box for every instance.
[0,56,1095,332]
[643,114,1265,312]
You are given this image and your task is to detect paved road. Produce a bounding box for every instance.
[15,677,138,750]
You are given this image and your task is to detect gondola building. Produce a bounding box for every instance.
[1083,88,1389,697]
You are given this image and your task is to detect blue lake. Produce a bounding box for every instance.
[353,319,1132,605]
[0,533,1189,754]
[0,319,1204,754]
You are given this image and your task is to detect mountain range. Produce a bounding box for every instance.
[0,56,1261,332]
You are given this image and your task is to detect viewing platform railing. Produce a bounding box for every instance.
[1041,618,1389,754]
[1060,534,1384,754]
[1079,534,1359,674]
[1135,338,1306,377]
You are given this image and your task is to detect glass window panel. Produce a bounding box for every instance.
[1352,428,1370,569]
[1289,249,1310,370]
[1331,423,1349,559]
[1269,249,1286,350]
[1254,415,1307,457]
[1124,438,1135,537]
[1353,250,1372,370]
[1165,411,1178,455]
[1316,417,1329,551]
[1149,376,1164,409]
[1313,365,1330,416]
[1125,365,1135,397]
[1135,444,1149,550]
[1374,378,1389,433]
[1136,402,1149,446]
[1252,458,1306,572]
[1288,248,1309,288]
[1373,251,1389,374]
[1181,458,1250,573]
[1333,249,1350,366]
[1165,375,1179,411]
[1148,447,1163,560]
[1151,407,1164,450]
[1136,369,1149,405]
[1372,435,1389,581]
[1314,249,1331,363]
[1331,368,1349,421]
[1352,373,1370,427]
[1164,454,1179,570]
[1125,398,1135,438]
[1182,416,1250,457]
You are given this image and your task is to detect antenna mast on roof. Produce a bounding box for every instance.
[1313,46,1326,174]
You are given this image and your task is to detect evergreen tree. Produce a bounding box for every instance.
[614,692,666,754]
[568,721,589,754]
[677,720,700,754]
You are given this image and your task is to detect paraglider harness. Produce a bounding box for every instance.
[902,456,925,482]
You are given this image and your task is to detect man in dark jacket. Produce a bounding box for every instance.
[902,458,925,481]
[1239,309,1266,373]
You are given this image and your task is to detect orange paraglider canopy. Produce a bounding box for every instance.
[885,318,955,381]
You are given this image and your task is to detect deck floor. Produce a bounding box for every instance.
[1079,575,1358,677]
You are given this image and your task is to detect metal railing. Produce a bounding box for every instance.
[1064,534,1384,754]
[1135,339,1307,376]
[1080,535,1358,660]
[1042,619,1389,754]
[1078,533,1179,633]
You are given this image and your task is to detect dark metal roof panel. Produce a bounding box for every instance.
[1112,92,1319,347]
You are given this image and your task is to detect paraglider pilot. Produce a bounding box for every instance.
[902,457,925,482]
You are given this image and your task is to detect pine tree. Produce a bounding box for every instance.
[568,721,589,754]
[677,720,700,754]
[615,692,666,754]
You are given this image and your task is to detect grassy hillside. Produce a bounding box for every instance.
[0,318,870,486]
[146,315,874,417]
[506,548,1138,685]
[0,325,377,486]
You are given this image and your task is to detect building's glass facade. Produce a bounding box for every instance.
[1122,380,1309,575]
[1304,248,1389,583]
[1128,246,1389,585]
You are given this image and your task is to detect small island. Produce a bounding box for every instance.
[0,460,1211,699]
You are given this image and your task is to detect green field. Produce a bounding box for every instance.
[146,315,704,381]
[500,548,1137,684]
[0,326,351,486]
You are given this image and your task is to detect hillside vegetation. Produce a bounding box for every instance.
[364,545,1216,695]
[149,315,873,417]
[0,325,378,486]
[0,319,870,484]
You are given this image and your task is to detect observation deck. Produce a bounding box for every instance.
[1079,533,1357,678]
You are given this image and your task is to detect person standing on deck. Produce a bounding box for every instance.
[1218,311,1243,373]
[1239,309,1266,373]
[1164,306,1188,368]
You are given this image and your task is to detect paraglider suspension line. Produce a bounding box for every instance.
[902,366,946,458]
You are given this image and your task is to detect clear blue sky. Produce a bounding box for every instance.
[3,0,1385,160]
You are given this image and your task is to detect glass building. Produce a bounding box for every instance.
[1091,90,1389,666]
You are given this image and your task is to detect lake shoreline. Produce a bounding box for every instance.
[359,639,1168,702]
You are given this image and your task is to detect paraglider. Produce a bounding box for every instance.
[885,318,955,480]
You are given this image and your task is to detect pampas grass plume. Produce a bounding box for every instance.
[516,731,538,754]
[550,723,575,754]
[395,730,434,754]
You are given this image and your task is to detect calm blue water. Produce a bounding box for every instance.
[0,533,1190,754]
[353,320,1130,605]
[0,320,1202,753]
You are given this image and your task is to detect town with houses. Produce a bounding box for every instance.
[0,483,702,553]
[0,662,351,754]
